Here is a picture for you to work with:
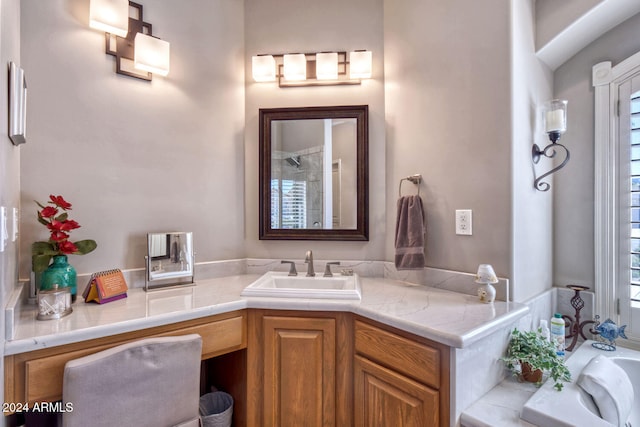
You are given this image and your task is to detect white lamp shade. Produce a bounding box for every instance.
[89,0,129,38]
[283,54,307,81]
[349,50,372,79]
[252,55,276,82]
[134,33,170,76]
[475,264,499,284]
[315,52,338,80]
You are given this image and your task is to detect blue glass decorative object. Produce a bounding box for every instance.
[592,318,628,351]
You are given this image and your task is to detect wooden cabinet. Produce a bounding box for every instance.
[354,318,450,427]
[4,310,246,408]
[6,307,451,427]
[354,355,439,427]
[247,310,352,427]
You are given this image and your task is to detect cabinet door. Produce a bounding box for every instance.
[354,355,439,427]
[263,316,336,427]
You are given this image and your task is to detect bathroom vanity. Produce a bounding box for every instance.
[246,310,450,426]
[4,311,246,408]
[4,273,528,426]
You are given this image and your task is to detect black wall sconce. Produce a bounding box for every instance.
[532,99,569,191]
[89,0,170,81]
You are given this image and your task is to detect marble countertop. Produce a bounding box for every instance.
[5,274,528,355]
[460,376,538,427]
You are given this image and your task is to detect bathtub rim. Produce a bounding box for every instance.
[521,339,639,427]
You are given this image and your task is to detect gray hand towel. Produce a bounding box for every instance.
[395,195,426,270]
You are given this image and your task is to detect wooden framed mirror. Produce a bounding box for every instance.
[259,105,368,240]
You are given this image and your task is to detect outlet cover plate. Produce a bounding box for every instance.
[455,209,472,235]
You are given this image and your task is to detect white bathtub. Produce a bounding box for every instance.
[522,340,640,427]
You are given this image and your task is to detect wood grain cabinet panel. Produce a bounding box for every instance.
[263,316,336,427]
[355,320,440,388]
[354,355,439,427]
[5,311,246,407]
[354,318,450,427]
[247,310,352,427]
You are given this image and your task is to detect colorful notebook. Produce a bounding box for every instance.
[83,269,128,304]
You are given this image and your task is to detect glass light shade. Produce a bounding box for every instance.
[543,99,568,134]
[315,52,338,80]
[134,33,170,76]
[349,50,372,79]
[283,54,307,81]
[252,55,276,82]
[475,264,499,284]
[89,0,129,38]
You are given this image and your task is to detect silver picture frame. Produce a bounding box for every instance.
[8,61,27,145]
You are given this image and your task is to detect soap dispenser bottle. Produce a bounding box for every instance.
[539,319,550,341]
[550,313,566,357]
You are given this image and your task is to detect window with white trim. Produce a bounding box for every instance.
[594,52,640,347]
[630,90,640,310]
[271,179,307,229]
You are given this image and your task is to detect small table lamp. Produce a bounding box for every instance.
[475,264,498,303]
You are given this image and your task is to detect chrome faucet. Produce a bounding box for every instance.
[305,250,315,277]
[324,261,341,277]
[281,260,297,276]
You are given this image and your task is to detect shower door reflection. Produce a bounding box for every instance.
[270,118,356,230]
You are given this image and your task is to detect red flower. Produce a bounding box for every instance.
[59,220,80,231]
[49,195,72,210]
[50,231,69,242]
[33,194,96,262]
[40,206,58,218]
[58,240,78,254]
[47,220,64,232]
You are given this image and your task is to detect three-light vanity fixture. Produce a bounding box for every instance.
[89,0,170,81]
[532,99,570,191]
[252,50,372,87]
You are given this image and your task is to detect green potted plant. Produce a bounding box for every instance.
[501,327,571,391]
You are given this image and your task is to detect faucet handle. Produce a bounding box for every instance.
[281,260,297,276]
[323,261,341,277]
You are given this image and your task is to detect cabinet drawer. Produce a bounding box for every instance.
[355,320,440,389]
[15,313,246,405]
[160,315,245,358]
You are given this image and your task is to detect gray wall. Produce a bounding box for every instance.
[243,0,386,262]
[18,0,558,301]
[511,0,554,302]
[16,1,636,303]
[535,0,603,50]
[384,0,512,279]
[554,12,640,287]
[1,0,22,416]
[19,0,245,278]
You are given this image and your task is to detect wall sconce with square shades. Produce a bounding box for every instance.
[89,0,170,81]
[252,51,372,87]
[532,99,570,191]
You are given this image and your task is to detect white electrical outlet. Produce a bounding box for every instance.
[455,209,472,235]
[0,207,7,252]
[12,207,19,242]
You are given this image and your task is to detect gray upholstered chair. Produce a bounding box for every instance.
[62,334,203,427]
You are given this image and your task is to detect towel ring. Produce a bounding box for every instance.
[399,174,422,197]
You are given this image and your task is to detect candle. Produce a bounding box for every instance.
[545,109,565,133]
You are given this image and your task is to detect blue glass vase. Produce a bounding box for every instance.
[40,255,77,302]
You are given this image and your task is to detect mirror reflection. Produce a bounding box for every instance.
[270,118,357,230]
[259,105,368,240]
[146,232,194,289]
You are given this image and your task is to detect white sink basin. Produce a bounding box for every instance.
[241,271,361,300]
